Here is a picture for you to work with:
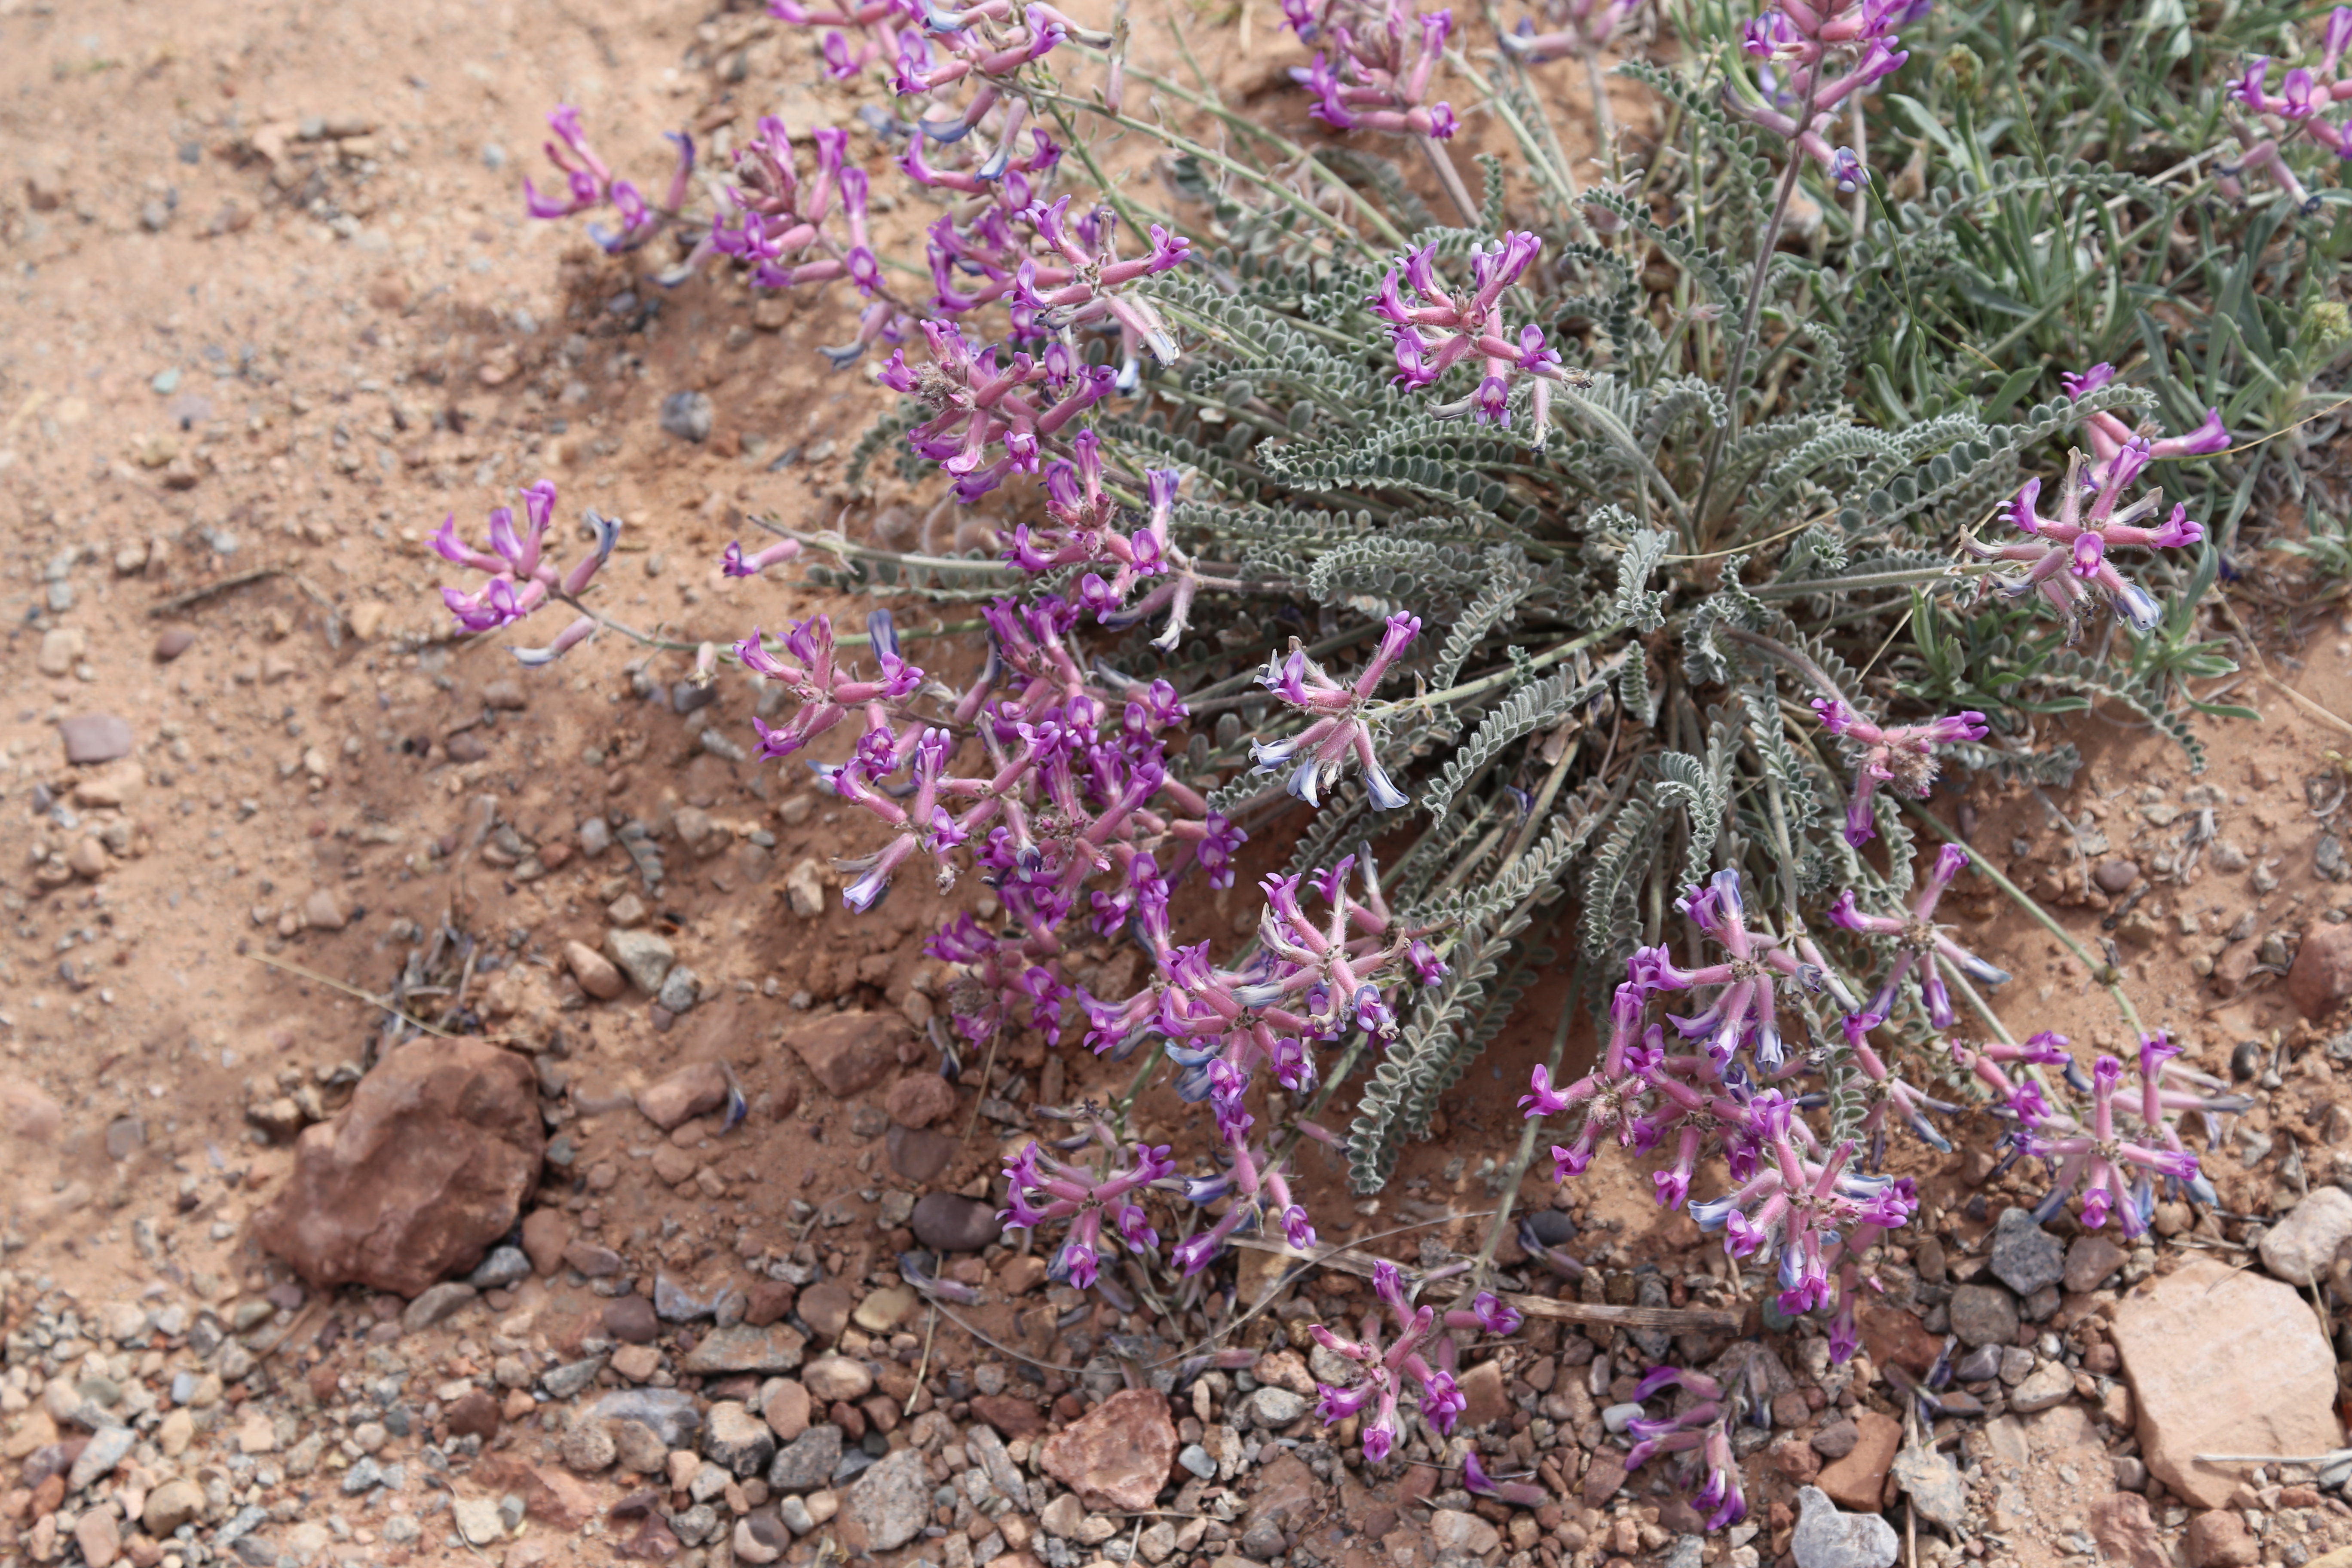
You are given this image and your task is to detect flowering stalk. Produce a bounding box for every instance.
[1826,845,2011,1028]
[1810,698,1987,847]
[1283,0,1462,138]
[1369,235,1569,442]
[1724,0,1928,190]
[2217,10,2352,208]
[431,481,616,666]
[1967,444,2207,636]
[1000,1120,1175,1286]
[2058,365,2230,483]
[1250,612,1424,807]
[1308,1260,1466,1463]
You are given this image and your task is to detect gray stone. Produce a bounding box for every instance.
[1890,1447,1966,1530]
[1178,1444,1215,1479]
[965,1422,1030,1513]
[60,714,135,764]
[66,1424,136,1491]
[768,1423,843,1493]
[401,1282,478,1333]
[1948,1283,2019,1348]
[342,1455,386,1495]
[1997,1346,2035,1386]
[2259,1187,2352,1286]
[1953,1344,2000,1382]
[911,1192,1000,1253]
[2008,1360,2074,1414]
[589,1387,702,1448]
[468,1246,532,1289]
[661,391,714,443]
[655,1272,722,1323]
[1791,1485,1898,1568]
[602,928,676,994]
[1251,1386,1308,1427]
[1988,1206,2065,1296]
[2094,859,2139,894]
[542,1357,603,1399]
[656,965,701,1015]
[704,1401,777,1477]
[842,1446,931,1553]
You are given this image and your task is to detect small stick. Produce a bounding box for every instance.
[246,951,455,1039]
[904,1305,938,1421]
[150,566,288,615]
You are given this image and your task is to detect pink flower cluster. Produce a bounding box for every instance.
[1497,0,1644,66]
[1307,1260,1469,1463]
[1969,440,2208,636]
[1726,0,1929,188]
[1810,698,1987,847]
[523,107,695,255]
[1954,1028,2242,1236]
[1000,1121,1174,1288]
[431,480,616,666]
[2220,9,2352,206]
[1371,234,1571,439]
[1283,0,1463,138]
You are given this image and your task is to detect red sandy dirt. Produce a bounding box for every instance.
[5,4,2352,1568]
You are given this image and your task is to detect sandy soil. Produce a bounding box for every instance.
[5,3,2352,1568]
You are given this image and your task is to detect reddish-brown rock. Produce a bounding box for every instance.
[2090,1494,2167,1568]
[2112,1256,2343,1508]
[1457,1360,1511,1428]
[636,1062,729,1131]
[474,1456,605,1531]
[1245,1454,1320,1531]
[968,1394,1048,1439]
[786,1011,909,1098]
[1037,1388,1178,1512]
[444,1389,502,1439]
[1813,1409,1900,1513]
[744,1280,796,1328]
[2291,924,2352,1021]
[798,1281,854,1342]
[762,1379,811,1442]
[521,1209,572,1277]
[252,1036,542,1296]
[883,1072,957,1129]
[1859,1306,1942,1375]
[2186,1511,2259,1568]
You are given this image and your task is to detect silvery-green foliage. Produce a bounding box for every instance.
[840,52,2233,1193]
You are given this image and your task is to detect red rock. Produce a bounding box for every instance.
[2291,924,2352,1021]
[1457,1360,1511,1428]
[1767,1437,1820,1482]
[2186,1511,2259,1568]
[762,1380,810,1441]
[2111,1256,2343,1509]
[1580,1450,1626,1507]
[445,1389,502,1439]
[1814,1409,1901,1513]
[798,1281,854,1341]
[2091,1493,2166,1568]
[1859,1306,1942,1375]
[521,1209,572,1277]
[744,1280,796,1328]
[636,1063,729,1131]
[785,1011,910,1098]
[1244,1454,1320,1530]
[1037,1388,1178,1512]
[475,1457,605,1529]
[1,1078,62,1144]
[884,1072,958,1129]
[252,1036,542,1296]
[968,1394,1048,1439]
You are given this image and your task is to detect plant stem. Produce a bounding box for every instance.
[1421,134,1485,229]
[1899,799,2146,1038]
[1468,962,1583,1283]
[1693,94,1817,533]
[1748,564,1987,598]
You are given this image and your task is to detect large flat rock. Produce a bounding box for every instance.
[2110,1256,2342,1508]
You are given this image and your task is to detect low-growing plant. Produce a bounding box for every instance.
[434,0,2294,1523]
